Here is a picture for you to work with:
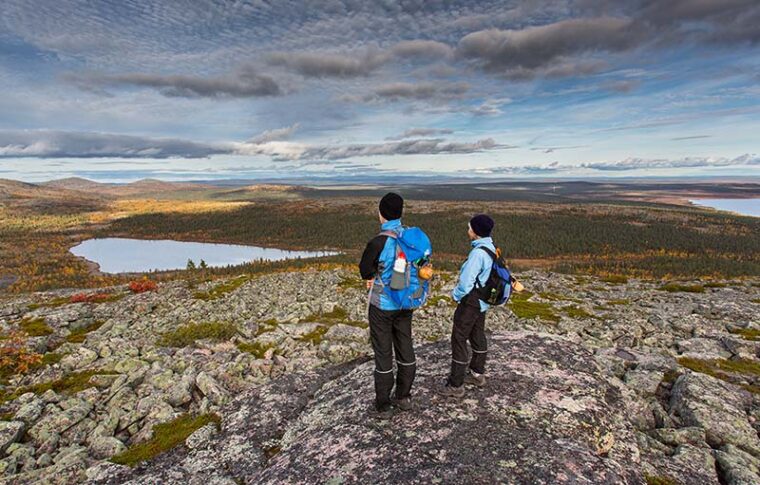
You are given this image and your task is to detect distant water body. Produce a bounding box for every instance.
[70,238,338,274]
[690,199,760,217]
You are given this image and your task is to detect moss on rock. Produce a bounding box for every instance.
[158,322,238,347]
[111,413,221,467]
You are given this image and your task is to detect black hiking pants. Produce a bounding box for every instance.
[447,294,487,388]
[368,304,416,412]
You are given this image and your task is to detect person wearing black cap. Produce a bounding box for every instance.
[440,214,496,397]
[359,192,417,419]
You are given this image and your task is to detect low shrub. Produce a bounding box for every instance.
[129,279,158,293]
[70,292,120,304]
[659,283,705,293]
[19,317,53,337]
[0,331,43,381]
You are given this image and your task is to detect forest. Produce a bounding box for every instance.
[107,199,760,279]
[1,188,758,294]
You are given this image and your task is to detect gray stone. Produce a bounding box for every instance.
[196,372,229,406]
[671,372,760,454]
[0,421,25,455]
[87,435,127,459]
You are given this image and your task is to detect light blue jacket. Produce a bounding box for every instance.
[369,219,405,311]
[451,237,495,312]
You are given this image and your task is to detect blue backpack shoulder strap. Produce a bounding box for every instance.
[478,246,497,261]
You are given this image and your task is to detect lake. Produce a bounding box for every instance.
[690,199,760,217]
[70,238,338,274]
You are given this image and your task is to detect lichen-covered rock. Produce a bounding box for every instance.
[195,372,228,406]
[670,372,760,454]
[0,421,25,454]
[87,332,644,484]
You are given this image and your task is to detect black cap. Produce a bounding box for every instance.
[470,214,494,238]
[379,192,403,220]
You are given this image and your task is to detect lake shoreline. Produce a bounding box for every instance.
[689,198,760,218]
[70,237,340,274]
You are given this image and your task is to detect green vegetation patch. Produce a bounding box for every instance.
[508,292,560,323]
[236,340,277,359]
[678,357,760,394]
[644,475,678,485]
[27,296,70,311]
[1,369,118,404]
[539,292,583,303]
[659,283,705,293]
[193,275,250,301]
[299,325,330,346]
[158,322,238,347]
[752,299,760,304]
[66,321,105,343]
[426,295,457,307]
[19,317,53,337]
[703,282,728,288]
[562,305,596,319]
[301,306,367,328]
[338,276,365,290]
[111,413,221,467]
[729,328,760,342]
[607,299,631,305]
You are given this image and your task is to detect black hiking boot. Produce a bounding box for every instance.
[374,407,394,420]
[392,397,413,411]
[438,383,465,398]
[464,371,487,387]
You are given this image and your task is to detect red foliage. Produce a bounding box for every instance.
[70,292,113,303]
[128,279,158,293]
[0,331,43,376]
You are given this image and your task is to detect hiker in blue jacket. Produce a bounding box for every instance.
[359,193,416,419]
[440,214,496,397]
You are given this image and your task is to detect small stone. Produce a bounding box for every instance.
[196,372,229,406]
[88,436,127,459]
[0,421,25,454]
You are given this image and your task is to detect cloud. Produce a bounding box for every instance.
[238,137,507,161]
[391,40,454,60]
[471,154,760,175]
[468,97,513,116]
[267,48,389,78]
[671,135,712,141]
[385,128,454,140]
[580,154,760,171]
[364,82,469,102]
[0,130,228,159]
[457,17,637,74]
[249,123,300,144]
[602,79,641,93]
[0,129,508,162]
[529,145,589,153]
[65,66,282,98]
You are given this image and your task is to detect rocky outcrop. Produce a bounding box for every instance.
[86,332,643,484]
[0,269,758,483]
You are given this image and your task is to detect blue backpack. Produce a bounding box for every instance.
[380,227,432,310]
[475,246,513,306]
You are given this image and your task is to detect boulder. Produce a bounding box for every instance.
[196,372,229,406]
[88,332,644,484]
[670,372,760,454]
[0,421,25,455]
[87,436,127,460]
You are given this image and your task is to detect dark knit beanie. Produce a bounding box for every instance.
[470,214,494,238]
[379,192,403,220]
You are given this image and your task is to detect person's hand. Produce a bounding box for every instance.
[366,280,373,289]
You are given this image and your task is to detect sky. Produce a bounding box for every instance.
[0,0,759,183]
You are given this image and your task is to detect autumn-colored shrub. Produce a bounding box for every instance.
[70,292,115,303]
[129,279,158,293]
[0,331,43,380]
